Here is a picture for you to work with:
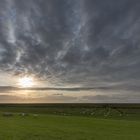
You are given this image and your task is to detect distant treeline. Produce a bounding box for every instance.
[0,103,140,109]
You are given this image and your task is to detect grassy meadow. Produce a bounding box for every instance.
[0,104,139,140]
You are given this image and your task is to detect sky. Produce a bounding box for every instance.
[0,0,140,103]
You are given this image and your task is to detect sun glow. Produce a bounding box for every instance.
[18,76,34,88]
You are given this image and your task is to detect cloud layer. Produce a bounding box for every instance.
[0,0,140,102]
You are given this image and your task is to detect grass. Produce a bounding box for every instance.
[0,104,139,140]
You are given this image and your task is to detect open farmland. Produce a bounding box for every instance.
[0,104,139,140]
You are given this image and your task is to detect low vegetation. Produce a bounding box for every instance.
[0,104,139,140]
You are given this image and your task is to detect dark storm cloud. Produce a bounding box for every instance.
[0,0,140,95]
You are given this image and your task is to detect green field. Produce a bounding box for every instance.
[0,104,140,140]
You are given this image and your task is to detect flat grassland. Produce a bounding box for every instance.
[0,104,140,140]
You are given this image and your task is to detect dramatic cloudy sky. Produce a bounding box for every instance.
[0,0,140,103]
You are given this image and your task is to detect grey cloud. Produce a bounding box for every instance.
[0,95,22,103]
[82,93,140,103]
[0,0,140,100]
[0,94,77,103]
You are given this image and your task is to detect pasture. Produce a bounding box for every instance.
[0,104,139,140]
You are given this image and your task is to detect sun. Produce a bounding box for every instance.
[18,76,34,88]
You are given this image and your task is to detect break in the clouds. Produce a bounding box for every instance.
[0,0,140,102]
